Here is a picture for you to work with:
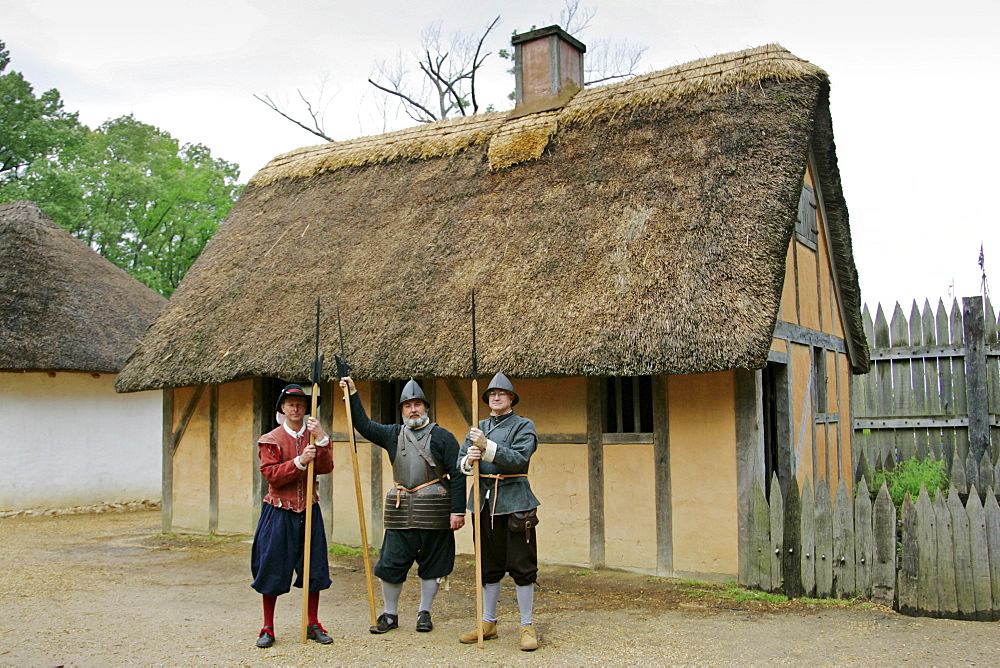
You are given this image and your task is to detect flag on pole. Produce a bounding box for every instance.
[979,243,985,272]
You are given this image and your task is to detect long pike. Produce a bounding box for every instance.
[301,297,323,643]
[336,306,377,627]
[471,288,485,648]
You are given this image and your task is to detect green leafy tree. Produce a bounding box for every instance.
[0,42,242,296]
[0,40,84,184]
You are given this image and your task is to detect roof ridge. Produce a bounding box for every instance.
[249,43,824,186]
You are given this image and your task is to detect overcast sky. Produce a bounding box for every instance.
[3,0,997,313]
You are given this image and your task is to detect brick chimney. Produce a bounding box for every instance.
[511,25,586,116]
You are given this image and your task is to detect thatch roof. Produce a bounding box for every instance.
[0,201,166,372]
[116,44,868,392]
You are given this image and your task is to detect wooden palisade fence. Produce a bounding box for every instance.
[743,475,1000,620]
[740,295,1000,619]
[851,295,998,480]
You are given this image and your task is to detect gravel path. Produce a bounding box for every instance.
[2,509,998,665]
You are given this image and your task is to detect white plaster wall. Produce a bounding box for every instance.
[0,372,161,511]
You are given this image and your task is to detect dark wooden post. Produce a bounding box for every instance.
[252,378,266,530]
[161,389,174,534]
[652,375,672,576]
[586,377,605,569]
[735,369,764,585]
[964,297,989,464]
[208,385,219,534]
[369,381,390,538]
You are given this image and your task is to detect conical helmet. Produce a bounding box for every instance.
[481,372,518,406]
[399,378,429,407]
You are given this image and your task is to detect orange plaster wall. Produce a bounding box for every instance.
[669,371,738,576]
[330,381,375,547]
[529,442,590,565]
[217,380,255,533]
[840,362,854,487]
[172,386,210,532]
[780,241,798,324]
[790,343,814,487]
[796,243,821,331]
[604,443,656,570]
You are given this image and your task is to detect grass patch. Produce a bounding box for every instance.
[680,580,787,604]
[329,543,377,558]
[152,532,246,543]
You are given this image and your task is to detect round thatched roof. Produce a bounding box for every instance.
[116,45,867,392]
[0,201,166,372]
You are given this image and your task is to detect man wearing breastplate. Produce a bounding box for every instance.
[340,376,465,634]
[458,372,540,651]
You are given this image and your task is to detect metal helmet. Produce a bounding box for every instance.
[482,372,519,406]
[275,383,319,414]
[399,378,429,408]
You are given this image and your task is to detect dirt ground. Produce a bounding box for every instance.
[2,509,998,666]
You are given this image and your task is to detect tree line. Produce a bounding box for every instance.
[0,40,242,297]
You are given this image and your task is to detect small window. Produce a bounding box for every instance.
[604,376,654,433]
[812,346,828,414]
[797,183,818,249]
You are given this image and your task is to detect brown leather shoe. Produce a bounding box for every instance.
[459,621,498,644]
[519,625,538,651]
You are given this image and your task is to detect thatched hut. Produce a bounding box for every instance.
[117,34,868,580]
[0,200,166,511]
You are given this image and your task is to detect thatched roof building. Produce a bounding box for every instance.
[116,44,868,393]
[0,200,166,372]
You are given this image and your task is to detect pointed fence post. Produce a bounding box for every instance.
[984,489,1000,621]
[872,483,897,608]
[897,492,918,616]
[967,486,992,621]
[814,480,833,598]
[782,477,803,598]
[949,486,976,619]
[933,491,958,618]
[854,478,874,598]
[769,473,784,592]
[833,479,856,599]
[800,478,816,597]
[915,487,938,616]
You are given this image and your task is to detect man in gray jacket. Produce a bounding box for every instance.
[458,372,540,651]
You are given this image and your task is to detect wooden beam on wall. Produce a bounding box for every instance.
[252,378,265,530]
[369,381,389,538]
[208,385,219,534]
[735,369,765,585]
[444,378,473,426]
[652,375,673,576]
[163,384,206,533]
[587,377,605,569]
[161,389,174,534]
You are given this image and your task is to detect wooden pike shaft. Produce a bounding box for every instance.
[471,377,484,648]
[344,383,377,625]
[301,386,319,643]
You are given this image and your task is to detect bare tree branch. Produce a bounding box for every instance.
[253,93,334,141]
[470,15,501,114]
[367,78,439,123]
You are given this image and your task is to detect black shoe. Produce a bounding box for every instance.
[369,612,399,634]
[416,610,433,632]
[256,626,275,648]
[307,623,333,644]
